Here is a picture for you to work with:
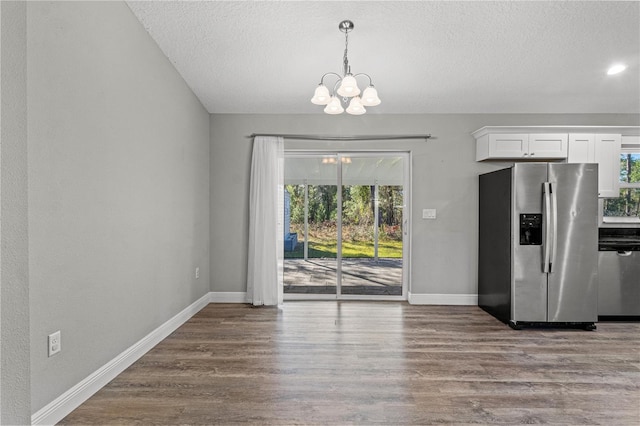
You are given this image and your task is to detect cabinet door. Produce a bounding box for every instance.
[528,134,568,159]
[488,134,529,158]
[594,134,621,198]
[567,134,595,163]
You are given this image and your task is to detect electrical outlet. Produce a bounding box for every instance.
[48,331,61,357]
[195,267,200,279]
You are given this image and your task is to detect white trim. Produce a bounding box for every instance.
[603,216,640,224]
[404,151,412,299]
[408,293,478,305]
[209,291,248,303]
[621,136,640,147]
[472,126,640,138]
[31,293,212,426]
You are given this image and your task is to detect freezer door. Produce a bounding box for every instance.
[547,163,598,322]
[512,163,548,322]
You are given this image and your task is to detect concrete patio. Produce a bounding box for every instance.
[283,258,402,296]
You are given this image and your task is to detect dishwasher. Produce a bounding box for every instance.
[598,228,640,320]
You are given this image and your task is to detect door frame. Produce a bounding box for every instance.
[283,150,411,301]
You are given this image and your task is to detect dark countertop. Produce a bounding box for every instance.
[599,228,640,251]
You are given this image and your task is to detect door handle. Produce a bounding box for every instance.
[550,182,558,273]
[403,218,407,236]
[617,251,633,257]
[542,182,552,273]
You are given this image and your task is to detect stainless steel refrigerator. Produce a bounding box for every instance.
[478,163,598,330]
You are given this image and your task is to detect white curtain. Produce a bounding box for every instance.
[247,136,284,306]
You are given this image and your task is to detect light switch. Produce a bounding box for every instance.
[422,209,437,219]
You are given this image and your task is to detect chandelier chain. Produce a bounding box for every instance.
[343,31,349,75]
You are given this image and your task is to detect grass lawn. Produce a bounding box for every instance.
[285,237,402,259]
[285,240,402,258]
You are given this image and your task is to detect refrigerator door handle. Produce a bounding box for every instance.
[550,182,558,273]
[543,182,552,273]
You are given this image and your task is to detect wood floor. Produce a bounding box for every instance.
[60,302,640,425]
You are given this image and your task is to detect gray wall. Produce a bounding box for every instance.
[1,1,31,424]
[210,114,640,297]
[28,1,210,412]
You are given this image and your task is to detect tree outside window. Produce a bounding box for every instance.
[603,152,640,219]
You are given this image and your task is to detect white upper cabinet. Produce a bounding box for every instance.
[529,134,569,158]
[485,133,529,158]
[595,134,621,198]
[567,134,594,163]
[475,129,567,161]
[474,126,639,198]
[567,133,621,197]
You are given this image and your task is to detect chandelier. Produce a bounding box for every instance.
[310,20,381,115]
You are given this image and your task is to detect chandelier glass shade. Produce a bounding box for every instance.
[324,96,344,115]
[311,20,381,115]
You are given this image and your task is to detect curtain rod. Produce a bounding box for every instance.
[249,133,431,141]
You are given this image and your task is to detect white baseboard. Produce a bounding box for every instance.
[31,292,212,426]
[408,292,478,305]
[209,291,248,303]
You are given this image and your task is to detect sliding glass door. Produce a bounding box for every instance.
[340,155,404,296]
[283,155,338,295]
[283,152,409,300]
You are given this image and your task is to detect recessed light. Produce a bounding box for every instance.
[607,64,627,75]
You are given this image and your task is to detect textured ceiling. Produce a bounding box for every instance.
[126,1,640,114]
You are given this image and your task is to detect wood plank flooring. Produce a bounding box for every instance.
[60,302,640,425]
